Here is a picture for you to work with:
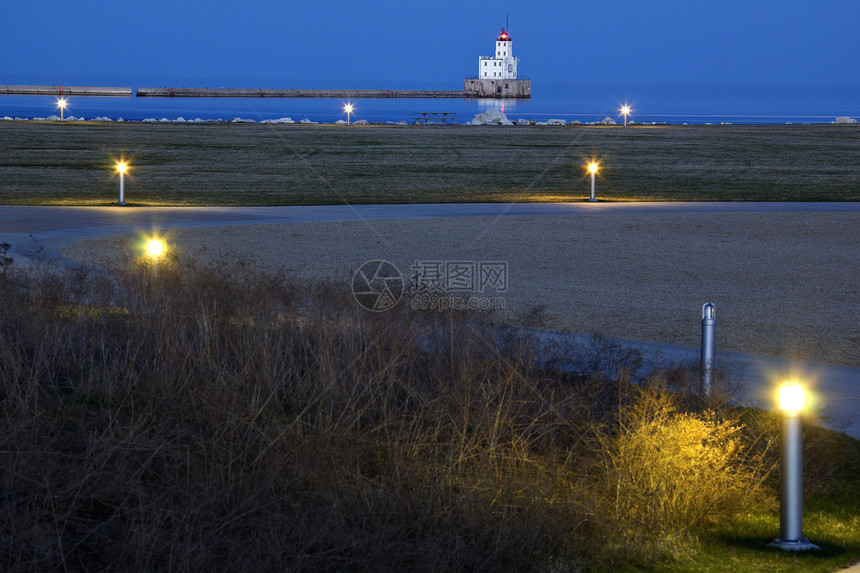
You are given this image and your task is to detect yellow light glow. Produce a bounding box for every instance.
[57,98,67,109]
[344,104,353,113]
[588,162,599,174]
[147,239,164,258]
[779,382,805,412]
[621,105,631,115]
[116,161,127,174]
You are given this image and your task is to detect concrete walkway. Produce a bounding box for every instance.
[1,202,858,438]
[3,202,859,266]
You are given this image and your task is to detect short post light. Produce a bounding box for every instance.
[587,161,599,201]
[700,303,716,397]
[344,103,354,126]
[769,382,819,551]
[57,98,68,121]
[144,237,166,286]
[116,161,128,205]
[147,239,164,259]
[621,104,631,127]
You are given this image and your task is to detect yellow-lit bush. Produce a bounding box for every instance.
[593,383,768,556]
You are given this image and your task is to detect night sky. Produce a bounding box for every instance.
[2,0,859,93]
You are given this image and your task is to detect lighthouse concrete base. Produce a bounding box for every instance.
[464,78,531,98]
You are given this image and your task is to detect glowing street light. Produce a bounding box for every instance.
[116,161,128,206]
[57,98,68,121]
[620,104,631,127]
[769,381,819,551]
[344,103,354,126]
[587,161,599,201]
[147,239,165,259]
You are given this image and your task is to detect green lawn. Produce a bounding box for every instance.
[0,122,858,205]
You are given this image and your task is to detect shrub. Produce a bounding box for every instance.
[588,382,771,564]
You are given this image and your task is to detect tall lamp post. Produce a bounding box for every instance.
[116,161,128,206]
[57,98,67,121]
[344,103,354,126]
[621,104,631,127]
[587,161,599,201]
[769,382,819,551]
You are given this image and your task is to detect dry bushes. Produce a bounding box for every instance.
[586,382,771,563]
[0,252,798,571]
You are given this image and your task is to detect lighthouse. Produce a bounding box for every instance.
[465,27,531,98]
[479,28,518,79]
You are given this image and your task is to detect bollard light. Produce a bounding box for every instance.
[147,239,164,258]
[621,104,631,127]
[769,381,819,551]
[587,161,599,201]
[57,98,68,121]
[700,303,716,397]
[344,103,354,126]
[779,383,805,413]
[116,161,128,206]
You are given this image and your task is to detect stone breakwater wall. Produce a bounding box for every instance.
[0,85,132,96]
[136,87,529,99]
[137,87,471,98]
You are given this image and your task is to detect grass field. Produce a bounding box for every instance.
[1,122,858,205]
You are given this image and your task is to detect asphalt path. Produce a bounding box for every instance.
[1,202,858,438]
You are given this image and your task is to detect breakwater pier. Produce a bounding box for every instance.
[0,85,528,99]
[0,85,132,97]
[136,87,528,99]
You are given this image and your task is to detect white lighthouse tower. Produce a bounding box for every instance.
[465,26,531,98]
[479,28,518,79]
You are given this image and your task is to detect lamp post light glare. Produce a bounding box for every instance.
[779,383,805,413]
[621,104,631,127]
[116,161,128,206]
[769,381,819,551]
[344,103,354,126]
[587,161,599,201]
[57,98,67,121]
[147,239,164,258]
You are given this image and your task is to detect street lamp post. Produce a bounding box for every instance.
[587,161,599,201]
[116,161,128,205]
[769,382,819,551]
[344,103,353,126]
[621,105,631,127]
[57,98,67,121]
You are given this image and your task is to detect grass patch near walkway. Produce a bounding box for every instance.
[0,122,858,205]
[1,252,858,571]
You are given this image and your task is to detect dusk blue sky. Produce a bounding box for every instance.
[3,0,859,94]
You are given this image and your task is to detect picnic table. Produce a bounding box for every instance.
[412,112,459,124]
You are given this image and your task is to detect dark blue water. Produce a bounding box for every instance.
[2,82,858,124]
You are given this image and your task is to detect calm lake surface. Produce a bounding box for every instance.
[2,82,858,124]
